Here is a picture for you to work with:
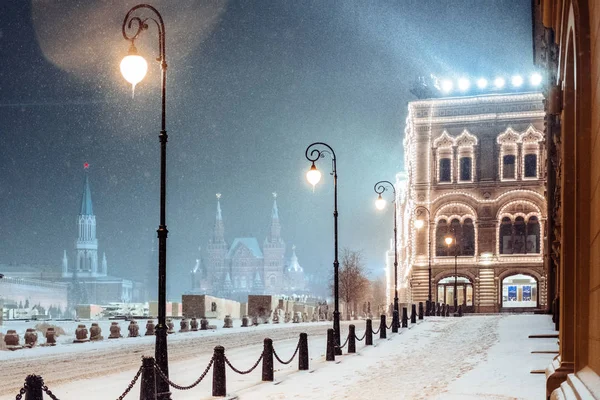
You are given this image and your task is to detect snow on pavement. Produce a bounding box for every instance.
[0,315,556,399]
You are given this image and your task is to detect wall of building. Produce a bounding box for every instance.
[533,0,600,398]
[0,277,68,310]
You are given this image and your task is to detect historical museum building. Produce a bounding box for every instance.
[392,92,548,314]
[190,194,307,301]
[532,0,600,398]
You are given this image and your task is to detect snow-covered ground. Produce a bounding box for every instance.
[0,314,556,399]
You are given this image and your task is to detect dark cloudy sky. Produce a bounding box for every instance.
[0,0,534,298]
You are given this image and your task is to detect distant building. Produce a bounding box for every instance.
[190,194,307,301]
[60,165,144,305]
[390,92,548,313]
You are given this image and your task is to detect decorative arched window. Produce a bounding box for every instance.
[462,218,475,256]
[455,130,478,182]
[497,128,520,181]
[498,215,541,254]
[521,126,544,180]
[435,219,449,256]
[433,131,455,184]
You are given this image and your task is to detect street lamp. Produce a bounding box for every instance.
[373,181,399,332]
[414,206,432,316]
[444,235,458,313]
[121,5,170,399]
[305,142,340,354]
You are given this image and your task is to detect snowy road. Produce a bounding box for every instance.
[0,315,557,399]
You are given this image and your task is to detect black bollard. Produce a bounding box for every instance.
[425,300,430,317]
[212,346,226,397]
[418,302,424,320]
[299,333,309,370]
[348,325,356,353]
[402,307,408,328]
[458,305,463,317]
[139,356,157,400]
[442,304,446,317]
[24,375,44,400]
[411,304,417,324]
[392,310,399,333]
[365,319,373,346]
[379,315,387,339]
[262,338,274,381]
[446,305,450,317]
[326,328,336,361]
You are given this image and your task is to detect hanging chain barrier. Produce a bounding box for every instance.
[14,384,26,400]
[115,365,143,400]
[335,333,350,349]
[354,330,367,341]
[273,340,300,365]
[386,322,393,330]
[225,351,264,375]
[371,326,381,335]
[154,357,214,390]
[42,384,60,400]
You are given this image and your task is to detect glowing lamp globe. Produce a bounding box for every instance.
[444,236,453,246]
[511,75,524,87]
[375,194,386,210]
[530,73,543,86]
[306,163,321,187]
[457,78,470,91]
[414,219,424,229]
[494,77,505,88]
[120,54,148,88]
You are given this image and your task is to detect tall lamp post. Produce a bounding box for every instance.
[305,142,341,354]
[444,236,458,313]
[120,5,171,399]
[373,181,399,332]
[414,206,432,316]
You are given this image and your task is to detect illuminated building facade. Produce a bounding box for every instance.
[397,92,548,313]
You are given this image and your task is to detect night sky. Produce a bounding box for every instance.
[0,0,534,298]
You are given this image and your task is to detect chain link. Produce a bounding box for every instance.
[273,341,300,365]
[335,334,350,349]
[354,331,366,341]
[386,322,393,330]
[15,384,26,400]
[225,352,264,375]
[371,326,381,335]
[115,365,143,400]
[154,357,214,390]
[42,385,60,400]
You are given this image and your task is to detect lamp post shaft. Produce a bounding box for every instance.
[415,206,432,315]
[374,181,398,330]
[122,5,170,399]
[454,244,458,311]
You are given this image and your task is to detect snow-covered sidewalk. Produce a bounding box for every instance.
[0,315,556,399]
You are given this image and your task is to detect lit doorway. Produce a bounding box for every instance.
[436,276,473,312]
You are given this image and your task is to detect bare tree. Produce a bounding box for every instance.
[332,248,370,319]
[369,275,388,316]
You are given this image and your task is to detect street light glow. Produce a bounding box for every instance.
[477,78,488,89]
[306,163,321,187]
[511,75,523,87]
[375,194,386,210]
[414,219,425,229]
[458,78,470,91]
[494,77,505,88]
[445,236,453,246]
[441,80,453,93]
[120,52,148,93]
[530,73,543,86]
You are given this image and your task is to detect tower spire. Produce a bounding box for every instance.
[212,193,225,242]
[80,162,93,215]
[76,162,98,275]
[267,192,281,241]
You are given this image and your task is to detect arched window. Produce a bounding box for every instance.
[526,216,540,254]
[439,158,451,182]
[499,215,541,254]
[436,219,449,256]
[462,218,475,256]
[449,218,462,255]
[499,217,513,254]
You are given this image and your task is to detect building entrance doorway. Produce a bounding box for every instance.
[436,276,474,312]
[501,274,538,309]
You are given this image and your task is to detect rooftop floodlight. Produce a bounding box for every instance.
[441,79,453,93]
[457,78,470,91]
[530,73,543,86]
[511,75,524,87]
[494,77,505,89]
[476,78,488,89]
